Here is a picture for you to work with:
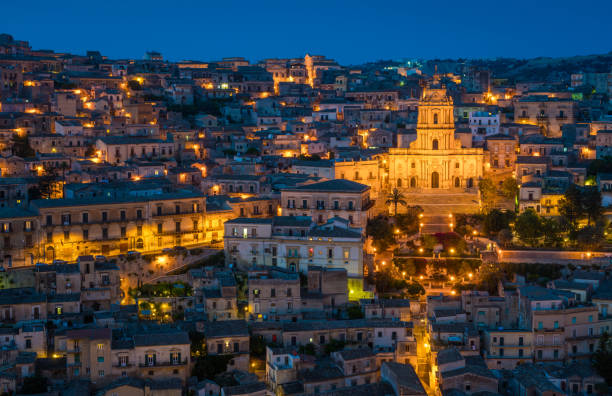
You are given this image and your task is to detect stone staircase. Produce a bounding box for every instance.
[420,215,453,234]
[404,192,481,216]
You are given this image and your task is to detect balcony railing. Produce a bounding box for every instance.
[138,359,188,368]
[113,363,134,368]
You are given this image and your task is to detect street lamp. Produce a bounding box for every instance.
[468,273,473,279]
[449,248,455,254]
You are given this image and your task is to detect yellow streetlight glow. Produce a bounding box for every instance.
[418,248,424,253]
[468,273,473,278]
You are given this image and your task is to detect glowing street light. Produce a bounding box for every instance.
[468,273,473,279]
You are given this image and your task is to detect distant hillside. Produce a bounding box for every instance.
[471,53,612,82]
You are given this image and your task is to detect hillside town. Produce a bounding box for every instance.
[0,33,612,396]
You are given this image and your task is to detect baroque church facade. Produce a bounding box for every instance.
[388,86,484,192]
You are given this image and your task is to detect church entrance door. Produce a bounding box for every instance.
[431,172,439,188]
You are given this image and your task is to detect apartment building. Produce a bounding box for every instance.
[31,186,206,262]
[469,111,500,140]
[224,216,364,296]
[514,96,575,137]
[202,273,238,321]
[0,207,39,267]
[110,330,191,383]
[532,304,612,364]
[247,267,301,321]
[203,320,250,370]
[95,136,174,164]
[483,329,533,370]
[280,179,374,228]
[484,134,517,178]
[57,327,112,384]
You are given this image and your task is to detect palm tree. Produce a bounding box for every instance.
[386,188,407,216]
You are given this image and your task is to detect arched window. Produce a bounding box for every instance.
[136,238,144,249]
[432,139,439,150]
[410,177,416,188]
[467,178,474,188]
[397,178,402,187]
[433,113,439,124]
[455,177,460,187]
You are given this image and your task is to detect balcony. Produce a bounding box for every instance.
[113,363,134,368]
[153,210,199,218]
[556,115,568,121]
[138,359,188,368]
[533,327,564,332]
[536,115,549,121]
[566,334,598,341]
[490,343,531,348]
[486,353,530,359]
[363,200,376,210]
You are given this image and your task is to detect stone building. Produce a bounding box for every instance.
[388,86,484,192]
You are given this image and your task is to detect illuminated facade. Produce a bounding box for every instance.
[388,86,484,191]
[26,187,218,263]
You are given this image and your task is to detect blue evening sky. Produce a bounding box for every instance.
[3,0,610,64]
